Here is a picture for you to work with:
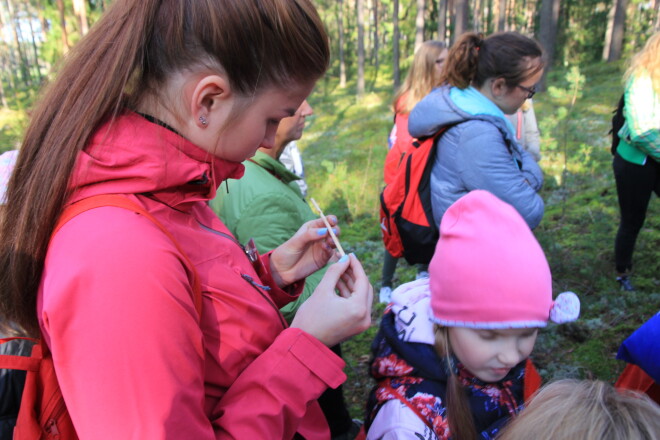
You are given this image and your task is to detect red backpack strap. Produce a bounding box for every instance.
[523,358,542,402]
[380,379,436,433]
[54,194,202,317]
[0,337,39,371]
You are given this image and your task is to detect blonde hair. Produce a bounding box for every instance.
[624,32,660,95]
[433,325,477,440]
[497,379,660,440]
[393,40,447,114]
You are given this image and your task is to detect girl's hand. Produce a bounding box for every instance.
[269,216,340,288]
[290,253,373,346]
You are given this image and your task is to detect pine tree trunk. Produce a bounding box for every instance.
[393,0,400,89]
[415,0,425,50]
[437,0,447,42]
[538,0,560,90]
[337,0,347,88]
[357,0,365,97]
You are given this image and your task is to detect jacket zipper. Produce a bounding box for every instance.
[197,221,288,329]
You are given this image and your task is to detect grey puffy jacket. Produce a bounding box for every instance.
[409,85,544,229]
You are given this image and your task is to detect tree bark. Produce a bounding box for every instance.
[393,0,401,89]
[373,0,379,69]
[497,0,506,31]
[73,0,89,36]
[538,0,560,90]
[454,0,469,40]
[437,0,447,42]
[415,0,425,50]
[24,1,42,84]
[56,0,70,53]
[337,0,347,88]
[357,0,365,97]
[5,0,30,87]
[603,0,627,61]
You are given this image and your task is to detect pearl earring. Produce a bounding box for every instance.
[199,115,208,126]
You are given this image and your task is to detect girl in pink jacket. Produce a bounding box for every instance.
[0,1,373,439]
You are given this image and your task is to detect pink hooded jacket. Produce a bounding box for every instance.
[37,112,345,439]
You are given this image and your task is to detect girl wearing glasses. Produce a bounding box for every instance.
[408,32,545,230]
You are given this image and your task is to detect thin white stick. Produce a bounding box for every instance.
[310,198,346,257]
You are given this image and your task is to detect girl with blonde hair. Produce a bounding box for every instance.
[612,31,660,291]
[497,379,660,440]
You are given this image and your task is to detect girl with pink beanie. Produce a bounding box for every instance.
[364,190,580,440]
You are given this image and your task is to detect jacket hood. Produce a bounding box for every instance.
[69,112,244,208]
[408,85,517,144]
[250,151,301,185]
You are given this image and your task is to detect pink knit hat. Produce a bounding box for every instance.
[430,190,579,328]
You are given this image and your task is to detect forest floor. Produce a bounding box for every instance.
[301,61,660,418]
[1,61,657,421]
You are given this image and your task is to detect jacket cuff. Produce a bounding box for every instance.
[279,328,346,388]
[258,251,305,308]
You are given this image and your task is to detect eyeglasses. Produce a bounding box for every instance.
[516,84,537,99]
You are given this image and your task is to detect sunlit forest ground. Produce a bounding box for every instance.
[1,61,657,419]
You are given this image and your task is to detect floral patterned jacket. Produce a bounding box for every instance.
[364,279,539,440]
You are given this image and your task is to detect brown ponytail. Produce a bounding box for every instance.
[440,31,544,90]
[0,0,329,336]
[434,326,478,440]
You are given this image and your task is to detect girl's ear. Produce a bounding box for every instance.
[189,74,233,130]
[490,77,508,99]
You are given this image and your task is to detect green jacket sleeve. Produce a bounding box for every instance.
[620,74,660,162]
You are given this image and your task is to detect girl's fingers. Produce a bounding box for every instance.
[336,278,351,298]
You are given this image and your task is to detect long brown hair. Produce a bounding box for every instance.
[434,325,477,440]
[440,32,544,90]
[0,0,329,336]
[393,40,447,114]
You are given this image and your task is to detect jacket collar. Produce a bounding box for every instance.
[69,112,245,209]
[249,151,301,185]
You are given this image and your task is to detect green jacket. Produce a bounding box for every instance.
[210,151,326,323]
[616,71,660,165]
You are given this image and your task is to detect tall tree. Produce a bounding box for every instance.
[602,0,627,61]
[538,0,560,90]
[372,0,379,70]
[337,0,347,88]
[415,0,425,49]
[73,0,89,36]
[56,0,70,53]
[437,0,447,42]
[357,0,365,97]
[5,0,30,86]
[454,0,469,40]
[24,1,42,83]
[393,0,401,89]
[497,0,506,31]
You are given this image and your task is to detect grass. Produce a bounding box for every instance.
[300,62,659,418]
[1,62,657,420]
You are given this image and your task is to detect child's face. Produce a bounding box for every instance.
[448,327,538,382]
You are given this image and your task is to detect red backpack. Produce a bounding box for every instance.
[0,194,201,439]
[379,129,446,265]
